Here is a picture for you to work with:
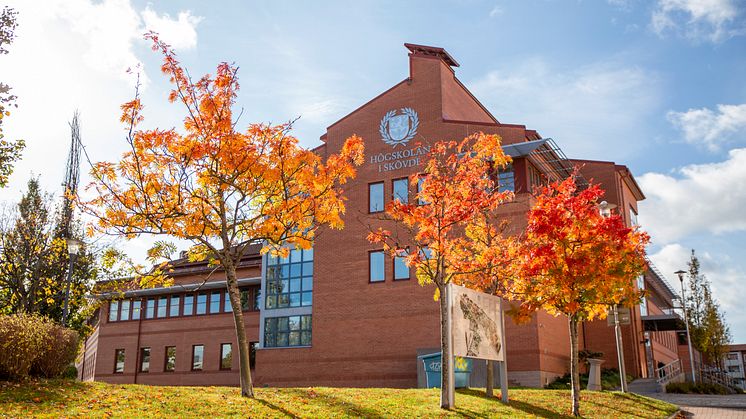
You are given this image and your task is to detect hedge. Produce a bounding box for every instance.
[0,314,80,380]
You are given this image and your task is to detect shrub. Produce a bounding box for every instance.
[0,314,80,380]
[666,382,730,395]
[0,314,47,379]
[33,325,79,378]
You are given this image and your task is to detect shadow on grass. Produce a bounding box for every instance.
[456,388,574,419]
[282,388,386,419]
[0,379,89,405]
[254,397,301,418]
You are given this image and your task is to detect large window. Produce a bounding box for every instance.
[108,301,119,322]
[192,345,204,371]
[183,295,194,316]
[369,182,384,213]
[498,164,515,192]
[240,287,261,311]
[369,251,385,283]
[146,298,155,319]
[140,347,150,372]
[394,252,409,280]
[196,293,207,315]
[265,248,313,309]
[132,300,141,320]
[169,295,180,317]
[220,343,232,370]
[393,178,408,203]
[164,346,176,372]
[120,300,130,321]
[224,291,232,312]
[264,315,312,348]
[114,349,125,373]
[157,297,167,318]
[210,292,221,314]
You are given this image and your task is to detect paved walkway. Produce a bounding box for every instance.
[644,393,746,418]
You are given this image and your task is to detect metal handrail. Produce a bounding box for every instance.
[655,359,683,385]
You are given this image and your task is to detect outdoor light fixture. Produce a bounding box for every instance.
[599,200,626,391]
[62,237,82,326]
[676,269,697,383]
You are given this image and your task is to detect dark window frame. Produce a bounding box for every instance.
[209,291,222,314]
[393,251,410,281]
[169,295,180,317]
[219,343,232,371]
[108,300,119,322]
[368,181,385,213]
[131,299,142,320]
[183,294,194,316]
[392,177,409,204]
[191,344,204,371]
[164,346,176,372]
[139,347,151,373]
[196,293,207,315]
[113,348,125,374]
[368,250,385,283]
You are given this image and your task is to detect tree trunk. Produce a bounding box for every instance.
[486,360,494,397]
[439,284,452,409]
[485,360,495,397]
[569,316,580,417]
[225,264,254,398]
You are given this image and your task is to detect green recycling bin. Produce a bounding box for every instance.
[418,352,472,388]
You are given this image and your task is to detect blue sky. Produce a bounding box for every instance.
[3,0,746,341]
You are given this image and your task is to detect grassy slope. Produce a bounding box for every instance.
[0,380,677,418]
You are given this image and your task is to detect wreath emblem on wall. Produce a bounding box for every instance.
[379,107,419,148]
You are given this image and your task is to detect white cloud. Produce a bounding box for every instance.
[141,6,202,50]
[469,57,661,160]
[651,0,744,42]
[489,5,504,18]
[667,103,746,151]
[650,244,746,340]
[638,148,746,243]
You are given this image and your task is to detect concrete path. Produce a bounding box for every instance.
[644,393,746,418]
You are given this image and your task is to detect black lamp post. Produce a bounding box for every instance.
[61,238,81,326]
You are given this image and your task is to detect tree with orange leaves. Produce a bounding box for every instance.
[511,174,649,416]
[81,33,364,398]
[367,133,513,409]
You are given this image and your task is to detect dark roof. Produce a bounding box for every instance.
[404,43,460,67]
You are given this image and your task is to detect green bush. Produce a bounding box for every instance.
[545,368,631,391]
[666,382,729,395]
[0,314,79,380]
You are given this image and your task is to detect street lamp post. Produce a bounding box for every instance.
[675,270,697,383]
[598,201,628,392]
[61,238,81,326]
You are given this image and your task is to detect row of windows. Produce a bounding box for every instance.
[113,343,257,374]
[368,170,515,214]
[108,287,260,322]
[265,248,313,310]
[264,315,312,348]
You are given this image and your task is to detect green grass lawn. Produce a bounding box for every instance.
[0,379,677,418]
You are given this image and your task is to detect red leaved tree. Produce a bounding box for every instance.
[81,34,364,397]
[511,174,649,416]
[367,133,513,409]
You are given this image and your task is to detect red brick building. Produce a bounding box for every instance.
[77,44,684,388]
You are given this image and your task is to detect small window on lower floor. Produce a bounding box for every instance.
[250,342,257,369]
[192,345,204,370]
[140,347,150,372]
[164,346,176,372]
[114,349,125,373]
[220,343,232,370]
[369,251,385,283]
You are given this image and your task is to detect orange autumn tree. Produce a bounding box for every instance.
[512,174,649,416]
[81,34,364,398]
[367,133,512,409]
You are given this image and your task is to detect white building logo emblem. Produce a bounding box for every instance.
[380,107,419,147]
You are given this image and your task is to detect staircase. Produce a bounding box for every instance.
[628,378,661,394]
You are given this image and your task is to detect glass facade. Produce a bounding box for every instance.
[264,315,312,348]
[265,248,313,309]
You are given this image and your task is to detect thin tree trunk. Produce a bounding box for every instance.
[486,360,494,397]
[225,263,254,398]
[439,283,452,409]
[569,316,580,417]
